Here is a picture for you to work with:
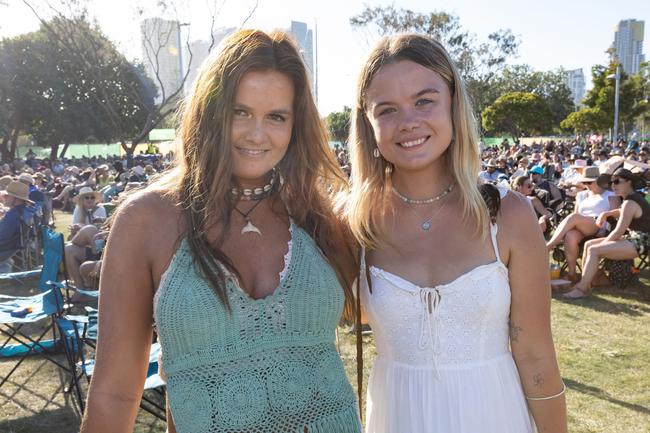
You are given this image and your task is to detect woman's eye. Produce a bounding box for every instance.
[378,107,395,116]
[416,98,434,106]
[233,108,248,117]
[268,113,286,122]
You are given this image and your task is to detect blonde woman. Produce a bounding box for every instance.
[346,34,567,433]
[81,30,360,433]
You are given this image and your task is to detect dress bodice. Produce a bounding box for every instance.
[360,223,511,369]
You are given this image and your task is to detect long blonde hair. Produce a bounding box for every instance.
[346,34,490,249]
[151,29,357,316]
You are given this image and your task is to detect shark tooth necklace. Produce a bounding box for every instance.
[234,198,264,235]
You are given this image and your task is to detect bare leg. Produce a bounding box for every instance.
[79,261,99,289]
[71,225,100,248]
[547,213,600,250]
[65,243,86,288]
[565,239,638,298]
[563,229,583,279]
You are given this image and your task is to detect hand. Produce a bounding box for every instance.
[596,213,607,228]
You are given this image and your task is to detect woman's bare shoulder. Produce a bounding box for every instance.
[498,189,539,231]
[111,190,185,239]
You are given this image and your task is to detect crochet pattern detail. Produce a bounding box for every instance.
[155,222,361,433]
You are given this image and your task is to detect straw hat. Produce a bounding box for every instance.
[75,187,102,205]
[0,175,13,191]
[18,173,34,185]
[485,159,498,168]
[4,181,34,204]
[577,166,600,183]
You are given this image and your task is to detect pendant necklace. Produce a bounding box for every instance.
[392,183,455,231]
[404,200,447,231]
[234,198,264,235]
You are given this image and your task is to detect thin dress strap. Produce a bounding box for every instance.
[490,186,508,265]
[489,223,503,265]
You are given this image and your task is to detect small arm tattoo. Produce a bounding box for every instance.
[509,321,523,342]
[533,373,544,388]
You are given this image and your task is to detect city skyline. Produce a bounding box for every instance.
[2,0,649,114]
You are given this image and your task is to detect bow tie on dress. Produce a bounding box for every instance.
[418,287,442,379]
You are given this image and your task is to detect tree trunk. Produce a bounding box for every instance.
[0,135,10,163]
[49,143,60,160]
[9,126,20,162]
[59,142,70,158]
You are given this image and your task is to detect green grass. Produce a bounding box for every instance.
[1,213,649,432]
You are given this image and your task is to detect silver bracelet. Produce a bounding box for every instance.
[525,381,566,401]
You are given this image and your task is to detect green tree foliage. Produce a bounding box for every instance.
[560,108,607,133]
[578,63,648,135]
[558,62,650,135]
[482,92,553,138]
[349,5,519,118]
[325,106,351,144]
[0,18,155,161]
[488,65,575,130]
[0,33,47,161]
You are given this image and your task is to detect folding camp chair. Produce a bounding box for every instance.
[60,295,167,420]
[0,228,72,391]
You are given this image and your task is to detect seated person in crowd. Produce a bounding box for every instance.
[65,224,107,294]
[564,168,650,299]
[530,165,563,202]
[511,175,553,232]
[479,158,501,182]
[0,181,34,273]
[70,187,106,237]
[545,167,620,281]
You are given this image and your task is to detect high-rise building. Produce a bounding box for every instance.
[183,27,236,95]
[612,19,645,75]
[141,18,183,103]
[288,21,316,99]
[565,69,586,109]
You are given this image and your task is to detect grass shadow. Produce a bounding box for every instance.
[553,283,650,316]
[0,406,79,433]
[565,377,650,416]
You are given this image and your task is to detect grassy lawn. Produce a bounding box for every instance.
[0,212,648,432]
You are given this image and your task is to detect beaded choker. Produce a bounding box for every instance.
[231,171,277,201]
[392,183,455,205]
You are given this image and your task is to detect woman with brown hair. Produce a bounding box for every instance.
[81,30,360,433]
[346,34,566,433]
[564,167,650,299]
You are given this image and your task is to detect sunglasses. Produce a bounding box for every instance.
[83,196,96,200]
[611,178,629,185]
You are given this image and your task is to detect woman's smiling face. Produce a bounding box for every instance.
[364,60,454,174]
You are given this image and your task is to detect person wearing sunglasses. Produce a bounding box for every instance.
[546,166,619,282]
[511,175,553,232]
[564,168,649,298]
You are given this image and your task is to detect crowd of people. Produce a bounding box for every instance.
[0,152,172,287]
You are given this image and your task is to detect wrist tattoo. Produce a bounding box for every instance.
[509,320,523,342]
[533,373,544,388]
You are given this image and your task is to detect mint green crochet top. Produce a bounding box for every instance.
[154,222,360,433]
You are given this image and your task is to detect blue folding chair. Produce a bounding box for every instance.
[60,295,167,419]
[0,228,74,392]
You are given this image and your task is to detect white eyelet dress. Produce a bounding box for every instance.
[361,208,535,432]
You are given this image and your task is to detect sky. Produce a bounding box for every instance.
[2,0,649,115]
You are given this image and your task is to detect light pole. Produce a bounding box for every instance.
[607,65,621,142]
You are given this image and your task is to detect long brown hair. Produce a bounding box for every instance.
[346,34,490,249]
[152,29,357,316]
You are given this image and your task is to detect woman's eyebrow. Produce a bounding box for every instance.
[372,88,441,110]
